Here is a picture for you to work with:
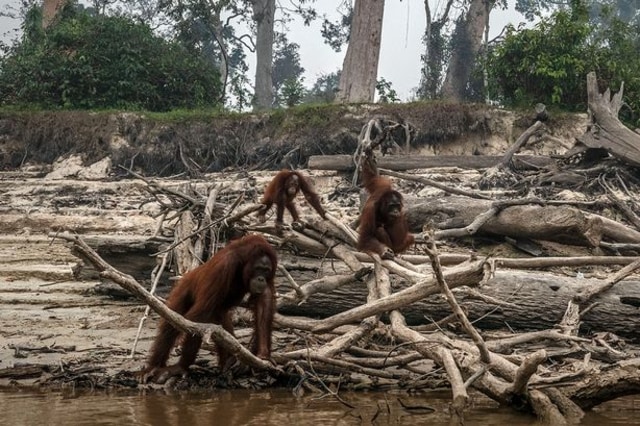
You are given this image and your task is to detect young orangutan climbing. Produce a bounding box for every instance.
[357,155,414,259]
[257,169,326,233]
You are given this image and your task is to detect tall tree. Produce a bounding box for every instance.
[252,0,276,110]
[418,0,454,100]
[440,0,492,101]
[335,0,385,103]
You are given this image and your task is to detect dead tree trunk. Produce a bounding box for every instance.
[406,196,640,245]
[575,72,640,166]
[308,154,555,171]
[279,269,640,342]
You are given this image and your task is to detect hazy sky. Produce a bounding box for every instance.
[0,0,528,101]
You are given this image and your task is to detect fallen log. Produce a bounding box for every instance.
[0,365,46,380]
[406,196,640,245]
[308,154,556,171]
[565,358,640,410]
[72,234,168,281]
[279,269,640,342]
[406,196,604,246]
[478,121,545,189]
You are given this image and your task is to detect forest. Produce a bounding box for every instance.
[0,0,638,122]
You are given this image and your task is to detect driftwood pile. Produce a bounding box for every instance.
[58,72,640,424]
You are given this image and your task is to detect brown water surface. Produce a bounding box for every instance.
[0,389,639,425]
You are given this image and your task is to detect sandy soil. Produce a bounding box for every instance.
[0,171,160,386]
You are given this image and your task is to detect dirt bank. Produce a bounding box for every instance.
[0,105,586,175]
[0,104,599,392]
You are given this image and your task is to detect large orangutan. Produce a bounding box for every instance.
[257,169,326,233]
[139,234,277,383]
[357,157,414,259]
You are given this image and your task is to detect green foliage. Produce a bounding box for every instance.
[303,71,340,104]
[417,20,449,100]
[487,0,640,122]
[280,78,306,107]
[272,35,305,108]
[157,0,320,111]
[376,77,399,103]
[161,0,253,111]
[320,3,352,52]
[487,3,593,110]
[0,2,222,111]
[591,16,640,125]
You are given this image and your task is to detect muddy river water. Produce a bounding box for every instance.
[1,389,639,425]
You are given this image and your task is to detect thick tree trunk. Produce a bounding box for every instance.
[279,269,640,342]
[42,0,68,29]
[212,12,228,97]
[440,0,491,100]
[252,0,276,110]
[406,195,640,244]
[336,0,385,103]
[422,0,432,90]
[308,154,555,171]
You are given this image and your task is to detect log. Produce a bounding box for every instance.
[576,72,640,167]
[48,233,173,298]
[69,235,168,282]
[406,196,640,245]
[566,358,640,410]
[0,365,45,380]
[279,269,640,342]
[406,196,604,246]
[308,154,556,171]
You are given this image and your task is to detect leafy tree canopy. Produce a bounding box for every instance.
[272,34,305,108]
[303,71,340,104]
[320,2,352,52]
[0,1,223,111]
[487,0,640,125]
[516,0,640,23]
